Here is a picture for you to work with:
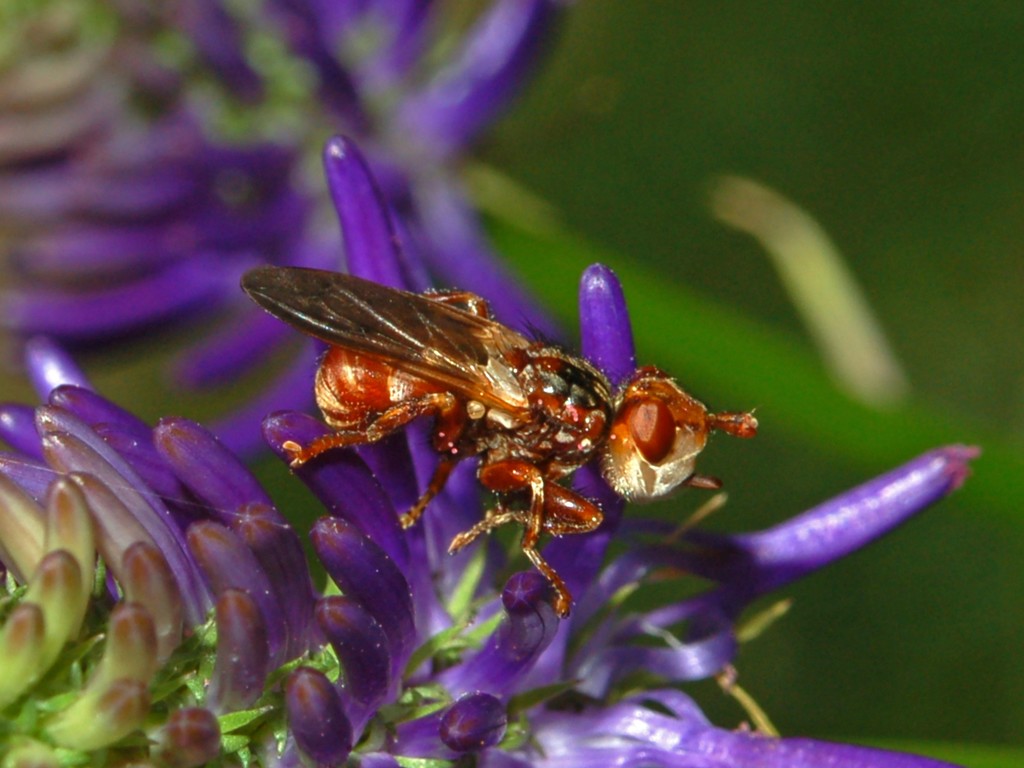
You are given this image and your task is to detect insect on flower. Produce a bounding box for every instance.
[242,266,758,616]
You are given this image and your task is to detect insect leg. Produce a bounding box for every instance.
[447,507,525,553]
[475,459,575,617]
[401,455,458,529]
[540,483,604,536]
[283,392,457,467]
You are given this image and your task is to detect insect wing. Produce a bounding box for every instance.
[242,267,532,412]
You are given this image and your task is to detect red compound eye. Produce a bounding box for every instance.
[624,398,676,464]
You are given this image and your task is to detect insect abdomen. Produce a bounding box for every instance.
[315,347,444,430]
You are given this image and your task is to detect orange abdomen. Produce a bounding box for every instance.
[314,347,444,429]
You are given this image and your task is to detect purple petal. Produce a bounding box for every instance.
[357,754,402,768]
[441,692,507,752]
[397,0,556,152]
[357,435,422,514]
[37,407,209,623]
[705,734,965,768]
[0,404,44,460]
[579,263,636,387]
[686,446,979,596]
[25,337,92,397]
[323,136,410,288]
[262,411,409,571]
[285,667,353,766]
[208,589,271,713]
[186,520,287,664]
[154,417,274,518]
[525,694,962,767]
[0,453,53,501]
[311,516,416,677]
[10,223,192,279]
[49,386,185,502]
[440,571,559,697]
[0,163,194,224]
[173,310,297,389]
[571,602,736,697]
[233,502,318,659]
[358,0,435,87]
[316,595,392,734]
[414,177,557,337]
[3,259,234,340]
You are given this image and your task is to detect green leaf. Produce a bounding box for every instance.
[218,704,275,734]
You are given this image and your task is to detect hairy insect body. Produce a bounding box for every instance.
[242,266,757,618]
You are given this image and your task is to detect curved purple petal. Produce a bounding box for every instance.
[49,386,185,502]
[0,453,57,500]
[0,404,44,460]
[233,502,318,659]
[174,0,264,101]
[440,572,559,697]
[11,223,193,279]
[441,692,507,752]
[268,0,369,131]
[174,309,297,389]
[316,595,392,734]
[186,520,287,664]
[323,136,408,289]
[3,259,233,340]
[578,263,636,387]
[686,446,979,597]
[154,417,275,518]
[262,411,409,571]
[523,693,962,767]
[359,0,435,87]
[413,177,557,338]
[208,588,270,713]
[285,667,354,767]
[25,337,92,396]
[397,0,557,153]
[37,407,209,623]
[311,516,416,677]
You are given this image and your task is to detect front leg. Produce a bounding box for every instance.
[457,459,604,618]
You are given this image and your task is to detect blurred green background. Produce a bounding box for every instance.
[3,2,1022,764]
[480,0,1024,756]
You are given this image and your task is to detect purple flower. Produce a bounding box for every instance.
[1,2,558,454]
[0,237,974,765]
[0,281,972,767]
[0,11,975,765]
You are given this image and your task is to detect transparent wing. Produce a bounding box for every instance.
[242,266,532,413]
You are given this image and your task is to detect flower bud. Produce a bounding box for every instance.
[285,667,352,767]
[440,692,507,752]
[47,678,150,750]
[0,603,45,707]
[121,540,184,663]
[156,707,222,768]
[208,589,269,713]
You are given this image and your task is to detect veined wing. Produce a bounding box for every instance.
[242,266,532,413]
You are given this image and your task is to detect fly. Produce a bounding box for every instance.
[242,266,757,617]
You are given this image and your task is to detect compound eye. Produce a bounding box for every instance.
[624,398,676,464]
